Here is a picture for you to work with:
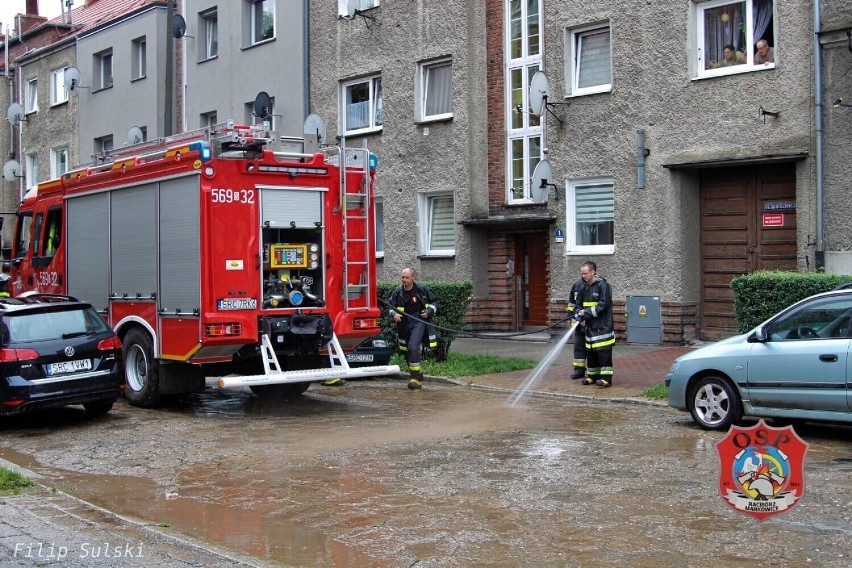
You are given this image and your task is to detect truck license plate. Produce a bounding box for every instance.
[47,359,92,375]
[346,353,374,363]
[217,298,258,310]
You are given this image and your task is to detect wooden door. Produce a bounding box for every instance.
[514,233,548,327]
[699,164,797,340]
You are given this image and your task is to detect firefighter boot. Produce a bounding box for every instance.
[570,367,586,380]
[407,370,424,390]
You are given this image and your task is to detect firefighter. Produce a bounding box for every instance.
[565,273,587,380]
[388,267,438,390]
[45,218,59,256]
[576,261,615,388]
[0,262,10,297]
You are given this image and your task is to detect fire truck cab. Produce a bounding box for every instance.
[9,122,398,406]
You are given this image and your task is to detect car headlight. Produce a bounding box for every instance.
[668,361,679,373]
[373,339,388,348]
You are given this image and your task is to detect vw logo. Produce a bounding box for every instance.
[64,346,75,357]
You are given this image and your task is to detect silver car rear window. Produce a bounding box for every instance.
[6,309,111,342]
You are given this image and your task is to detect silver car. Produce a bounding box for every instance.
[667,289,852,430]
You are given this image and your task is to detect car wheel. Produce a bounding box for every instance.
[83,399,114,417]
[122,328,162,407]
[687,375,743,431]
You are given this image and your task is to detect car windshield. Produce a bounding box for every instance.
[6,308,110,342]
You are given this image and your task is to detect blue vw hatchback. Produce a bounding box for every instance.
[667,289,852,430]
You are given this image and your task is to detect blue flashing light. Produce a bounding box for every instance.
[369,152,378,171]
[190,141,212,162]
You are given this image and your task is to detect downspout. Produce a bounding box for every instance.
[303,0,310,118]
[814,0,824,269]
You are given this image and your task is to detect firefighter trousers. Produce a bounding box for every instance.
[586,346,613,384]
[405,318,427,379]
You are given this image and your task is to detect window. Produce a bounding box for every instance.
[26,78,38,114]
[249,0,275,45]
[42,207,62,258]
[693,0,776,78]
[505,0,542,204]
[417,58,453,122]
[375,198,384,258]
[50,147,69,179]
[245,98,275,130]
[131,37,146,80]
[768,297,852,341]
[565,178,614,254]
[94,135,114,156]
[94,49,113,90]
[13,213,33,260]
[200,9,218,60]
[25,153,38,191]
[50,67,68,105]
[337,0,380,17]
[567,24,611,96]
[418,193,455,256]
[200,111,218,129]
[341,75,383,134]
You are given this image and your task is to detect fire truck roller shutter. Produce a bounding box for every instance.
[159,176,201,312]
[260,187,323,228]
[111,184,157,298]
[67,193,110,310]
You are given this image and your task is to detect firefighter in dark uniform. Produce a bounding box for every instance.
[388,267,438,390]
[566,275,587,379]
[0,262,11,297]
[576,261,615,388]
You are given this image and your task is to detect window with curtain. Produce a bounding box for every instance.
[249,0,275,44]
[26,78,38,113]
[694,0,775,78]
[418,193,455,256]
[341,75,383,134]
[132,37,146,80]
[418,58,452,122]
[25,153,38,191]
[50,67,68,105]
[566,179,614,253]
[200,9,218,60]
[94,49,113,90]
[568,24,611,96]
[50,147,69,179]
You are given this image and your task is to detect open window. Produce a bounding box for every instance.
[693,0,776,78]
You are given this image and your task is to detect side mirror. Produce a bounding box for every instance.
[750,326,768,342]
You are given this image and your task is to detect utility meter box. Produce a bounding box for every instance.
[626,296,661,344]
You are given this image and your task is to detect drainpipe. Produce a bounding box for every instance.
[303,0,310,118]
[814,1,824,270]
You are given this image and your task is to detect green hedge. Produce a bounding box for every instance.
[377,280,473,362]
[731,271,852,332]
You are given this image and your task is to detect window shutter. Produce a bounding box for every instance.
[576,184,614,222]
[425,63,452,116]
[577,29,611,89]
[429,196,454,250]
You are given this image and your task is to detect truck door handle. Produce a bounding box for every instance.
[819,354,838,362]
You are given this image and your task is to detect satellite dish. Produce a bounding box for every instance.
[64,67,82,91]
[127,126,144,145]
[529,71,551,118]
[530,158,553,204]
[303,113,327,149]
[3,160,22,183]
[346,0,359,18]
[253,91,272,120]
[7,103,24,124]
[173,14,187,38]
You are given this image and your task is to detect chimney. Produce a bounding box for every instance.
[26,1,39,16]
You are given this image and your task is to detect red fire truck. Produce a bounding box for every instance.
[7,122,398,406]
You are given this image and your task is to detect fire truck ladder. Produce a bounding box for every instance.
[341,146,373,311]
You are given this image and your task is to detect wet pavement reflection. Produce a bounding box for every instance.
[1,379,851,566]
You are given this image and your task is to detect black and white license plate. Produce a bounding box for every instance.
[346,353,374,363]
[47,359,92,375]
[217,298,258,310]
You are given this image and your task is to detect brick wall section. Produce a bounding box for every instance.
[485,0,504,217]
[469,231,515,330]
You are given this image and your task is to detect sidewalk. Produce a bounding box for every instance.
[443,334,695,402]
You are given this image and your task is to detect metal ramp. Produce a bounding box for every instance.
[217,333,400,388]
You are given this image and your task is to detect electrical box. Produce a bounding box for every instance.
[626,296,661,344]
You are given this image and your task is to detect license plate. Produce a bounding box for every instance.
[217,298,258,310]
[47,359,92,376]
[346,353,374,363]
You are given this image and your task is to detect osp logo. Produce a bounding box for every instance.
[716,420,808,521]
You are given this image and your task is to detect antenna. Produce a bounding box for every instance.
[172,14,193,39]
[64,67,88,93]
[3,160,23,183]
[343,0,380,28]
[530,158,558,204]
[253,91,274,129]
[126,126,144,146]
[303,113,327,154]
[6,103,25,124]
[528,71,565,125]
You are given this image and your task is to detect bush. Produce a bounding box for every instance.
[377,280,473,362]
[731,271,852,332]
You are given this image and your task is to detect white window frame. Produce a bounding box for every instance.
[417,192,455,257]
[337,0,380,17]
[50,147,69,179]
[249,0,275,45]
[200,9,218,60]
[374,197,384,258]
[505,0,542,205]
[94,49,113,90]
[692,0,776,80]
[416,58,453,123]
[94,135,114,155]
[565,177,615,255]
[131,36,146,80]
[340,75,383,135]
[25,78,38,114]
[50,67,68,106]
[25,153,39,191]
[566,23,612,97]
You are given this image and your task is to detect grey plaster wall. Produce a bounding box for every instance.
[76,7,169,162]
[309,0,486,284]
[183,0,306,135]
[541,0,819,303]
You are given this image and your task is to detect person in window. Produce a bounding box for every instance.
[755,39,775,65]
[389,267,438,390]
[722,44,744,67]
[575,261,615,388]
